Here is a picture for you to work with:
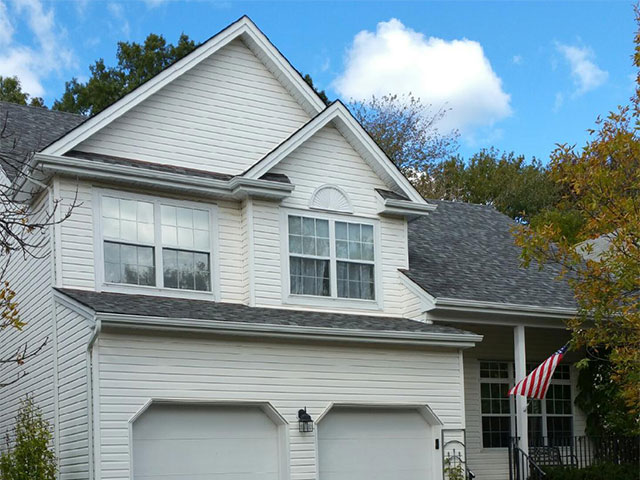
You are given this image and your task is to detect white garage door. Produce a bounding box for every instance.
[318,407,433,480]
[132,404,280,480]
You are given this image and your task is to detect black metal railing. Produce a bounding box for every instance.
[442,429,475,480]
[527,436,640,469]
[509,438,546,480]
[509,435,640,478]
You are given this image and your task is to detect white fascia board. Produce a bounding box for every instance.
[243,102,428,205]
[34,153,294,200]
[434,297,577,318]
[399,272,576,320]
[379,197,437,218]
[96,313,483,348]
[41,16,324,157]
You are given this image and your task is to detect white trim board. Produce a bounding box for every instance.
[41,16,325,157]
[243,101,430,205]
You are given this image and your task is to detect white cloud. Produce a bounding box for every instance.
[107,2,130,38]
[0,0,74,98]
[332,19,512,133]
[553,92,564,112]
[556,43,608,95]
[512,54,523,65]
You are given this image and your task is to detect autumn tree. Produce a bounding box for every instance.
[53,33,197,115]
[514,17,640,415]
[0,77,44,108]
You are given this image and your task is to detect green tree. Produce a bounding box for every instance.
[0,76,45,108]
[53,33,198,115]
[514,11,640,414]
[349,94,459,180]
[302,74,330,106]
[0,397,57,480]
[424,149,561,223]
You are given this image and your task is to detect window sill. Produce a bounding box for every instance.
[283,293,382,311]
[99,283,217,301]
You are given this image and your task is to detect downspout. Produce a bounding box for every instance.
[86,318,101,480]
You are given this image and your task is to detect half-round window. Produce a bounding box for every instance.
[309,185,353,213]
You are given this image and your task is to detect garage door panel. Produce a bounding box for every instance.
[318,408,432,480]
[133,404,279,480]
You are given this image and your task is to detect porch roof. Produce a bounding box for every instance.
[404,200,577,310]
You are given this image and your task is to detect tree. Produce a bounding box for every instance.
[349,94,459,183]
[0,77,45,108]
[0,396,57,480]
[514,13,640,415]
[0,112,77,386]
[302,74,330,106]
[424,148,561,223]
[53,33,197,115]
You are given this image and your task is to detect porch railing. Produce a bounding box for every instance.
[509,435,640,476]
[509,438,546,480]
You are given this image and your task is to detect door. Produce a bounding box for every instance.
[318,407,433,480]
[132,403,280,480]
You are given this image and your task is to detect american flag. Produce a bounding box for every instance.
[508,344,569,399]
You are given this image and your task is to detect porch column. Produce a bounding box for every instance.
[513,325,528,456]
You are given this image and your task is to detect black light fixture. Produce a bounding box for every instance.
[298,407,313,432]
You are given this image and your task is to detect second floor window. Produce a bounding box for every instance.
[287,214,376,301]
[101,193,213,293]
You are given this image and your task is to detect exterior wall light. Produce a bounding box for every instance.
[298,408,313,432]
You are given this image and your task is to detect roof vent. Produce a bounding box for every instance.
[309,185,353,213]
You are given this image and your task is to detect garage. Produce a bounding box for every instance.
[132,403,281,480]
[318,407,435,480]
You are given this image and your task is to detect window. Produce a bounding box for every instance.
[102,197,155,286]
[480,361,573,449]
[287,214,377,302]
[100,193,214,293]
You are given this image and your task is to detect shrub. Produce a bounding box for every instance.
[544,463,638,480]
[0,396,57,480]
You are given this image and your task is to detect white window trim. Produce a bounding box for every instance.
[279,208,383,311]
[93,188,220,300]
[479,361,573,450]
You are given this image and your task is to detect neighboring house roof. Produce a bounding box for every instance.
[403,200,577,310]
[0,102,85,181]
[57,288,479,343]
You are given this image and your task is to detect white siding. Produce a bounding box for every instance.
[0,192,55,453]
[459,325,588,480]
[76,38,310,175]
[95,330,464,480]
[217,200,244,303]
[262,124,410,315]
[59,178,95,290]
[55,300,92,480]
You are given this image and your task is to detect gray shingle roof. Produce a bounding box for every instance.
[57,288,475,336]
[0,102,85,180]
[404,200,576,309]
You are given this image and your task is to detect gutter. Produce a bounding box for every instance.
[432,297,577,319]
[378,197,437,219]
[30,153,295,201]
[95,313,483,349]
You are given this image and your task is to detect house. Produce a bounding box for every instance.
[0,16,586,480]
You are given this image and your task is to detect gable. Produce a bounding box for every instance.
[270,124,388,216]
[74,38,311,175]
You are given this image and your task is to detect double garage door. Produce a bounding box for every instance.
[132,404,433,480]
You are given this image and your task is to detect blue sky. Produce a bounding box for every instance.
[1,0,636,161]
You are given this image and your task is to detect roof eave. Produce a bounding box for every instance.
[95,312,483,348]
[34,153,294,201]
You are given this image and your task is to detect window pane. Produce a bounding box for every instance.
[302,236,316,255]
[120,199,137,220]
[161,205,177,226]
[288,216,302,235]
[482,417,511,448]
[361,224,374,243]
[336,240,348,259]
[163,249,178,289]
[102,197,120,219]
[138,222,154,244]
[335,222,347,240]
[162,205,210,253]
[178,250,195,290]
[348,223,361,242]
[289,235,302,254]
[162,225,177,246]
[138,202,154,224]
[104,242,155,286]
[193,210,209,230]
[302,217,315,236]
[177,227,194,249]
[120,220,137,242]
[290,258,329,296]
[103,197,154,244]
[480,362,509,379]
[194,230,210,250]
[177,207,193,228]
[316,238,330,257]
[316,219,329,238]
[163,248,210,291]
[337,262,375,300]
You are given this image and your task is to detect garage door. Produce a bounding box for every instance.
[132,404,280,480]
[318,407,433,480]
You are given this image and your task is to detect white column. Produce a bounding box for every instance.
[513,325,528,456]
